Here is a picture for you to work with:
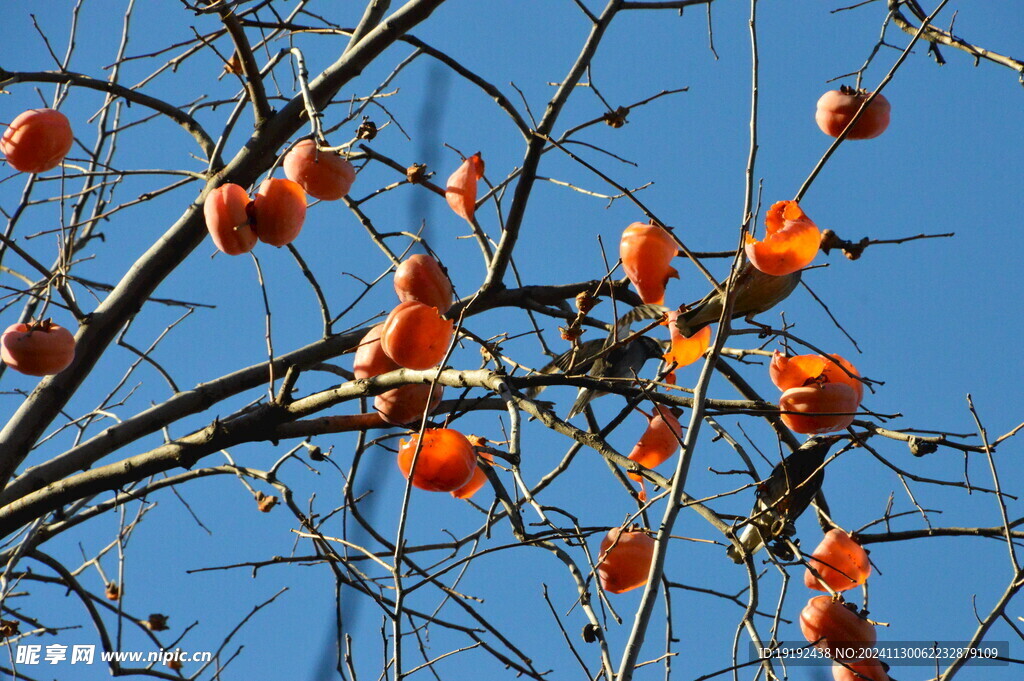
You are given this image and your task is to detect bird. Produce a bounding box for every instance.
[674,264,801,337]
[530,304,668,419]
[727,435,842,564]
[566,335,664,419]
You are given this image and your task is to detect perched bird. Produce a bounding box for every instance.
[566,335,664,419]
[674,264,801,337]
[531,304,668,419]
[727,435,842,564]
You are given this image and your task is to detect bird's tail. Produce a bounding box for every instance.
[726,522,766,564]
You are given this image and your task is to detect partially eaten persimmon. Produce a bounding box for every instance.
[771,350,863,403]
[627,405,682,482]
[445,153,484,222]
[664,310,711,369]
[780,382,859,434]
[745,201,820,276]
[619,222,679,305]
[396,428,477,492]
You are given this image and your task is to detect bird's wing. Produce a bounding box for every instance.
[727,436,839,563]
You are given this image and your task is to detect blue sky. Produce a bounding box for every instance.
[1,1,1022,680]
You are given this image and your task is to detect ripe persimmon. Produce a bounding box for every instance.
[380,301,454,370]
[394,254,454,313]
[799,595,876,662]
[283,139,355,201]
[1,108,74,173]
[664,310,711,369]
[445,152,484,222]
[804,529,871,593]
[374,384,444,426]
[353,324,399,379]
[204,183,256,255]
[250,178,306,246]
[619,222,678,305]
[627,405,682,482]
[745,201,820,276]
[780,382,860,434]
[770,350,863,403]
[816,86,891,140]
[451,447,494,500]
[597,527,655,594]
[396,428,477,492]
[832,659,888,681]
[1,319,76,376]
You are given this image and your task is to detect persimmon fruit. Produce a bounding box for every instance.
[804,529,871,593]
[627,406,682,482]
[445,153,484,222]
[396,428,477,492]
[375,384,444,426]
[664,310,711,369]
[1,320,76,376]
[619,221,678,305]
[745,201,820,276]
[204,183,257,255]
[353,324,399,379]
[1,108,74,173]
[799,595,876,662]
[597,527,655,594]
[380,301,454,371]
[394,254,454,313]
[251,178,306,246]
[771,350,863,403]
[451,448,494,500]
[816,86,891,140]
[780,382,860,434]
[283,139,355,201]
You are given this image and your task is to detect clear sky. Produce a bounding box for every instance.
[1,1,1022,680]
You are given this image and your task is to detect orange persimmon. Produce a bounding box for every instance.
[804,529,871,593]
[445,152,484,222]
[374,384,444,426]
[619,222,679,305]
[353,324,399,379]
[1,108,74,173]
[396,428,477,492]
[799,595,876,662]
[780,382,860,434]
[816,86,891,140]
[283,139,355,201]
[394,254,454,313]
[251,178,307,246]
[380,301,454,370]
[771,350,864,404]
[664,310,711,369]
[627,405,682,482]
[451,448,494,500]
[204,183,257,255]
[1,319,76,376]
[745,201,820,276]
[832,659,889,681]
[597,527,656,594]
